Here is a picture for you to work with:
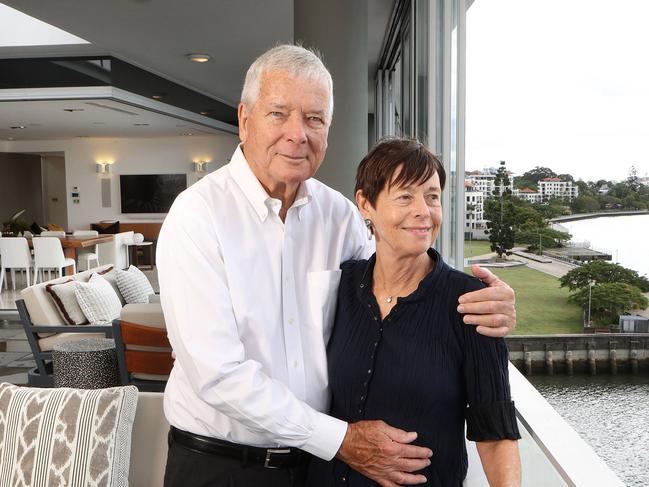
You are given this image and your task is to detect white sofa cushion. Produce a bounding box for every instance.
[21,265,113,327]
[75,274,123,325]
[45,279,88,326]
[116,266,154,304]
[0,383,138,487]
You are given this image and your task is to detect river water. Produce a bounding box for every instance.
[558,214,649,277]
[528,374,649,487]
[531,214,649,485]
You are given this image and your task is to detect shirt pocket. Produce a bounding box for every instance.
[307,269,342,344]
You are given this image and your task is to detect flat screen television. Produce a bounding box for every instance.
[120,174,187,214]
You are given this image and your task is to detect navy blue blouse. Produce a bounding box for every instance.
[307,248,520,487]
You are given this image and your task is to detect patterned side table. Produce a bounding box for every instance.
[52,338,120,389]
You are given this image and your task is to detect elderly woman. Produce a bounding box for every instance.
[308,138,521,486]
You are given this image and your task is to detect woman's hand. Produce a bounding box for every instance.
[458,265,516,337]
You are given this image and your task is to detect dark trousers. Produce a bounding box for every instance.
[164,432,309,487]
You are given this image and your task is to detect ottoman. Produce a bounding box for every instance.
[52,338,120,389]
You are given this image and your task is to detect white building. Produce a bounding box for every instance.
[465,182,485,231]
[514,187,543,204]
[539,178,579,201]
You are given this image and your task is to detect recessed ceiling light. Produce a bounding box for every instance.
[152,93,165,100]
[10,125,26,129]
[133,123,150,126]
[182,133,194,136]
[187,53,211,63]
[63,108,84,112]
[200,111,210,115]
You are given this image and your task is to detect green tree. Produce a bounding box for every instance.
[571,196,600,213]
[559,260,649,292]
[568,282,648,326]
[521,166,557,184]
[484,161,515,257]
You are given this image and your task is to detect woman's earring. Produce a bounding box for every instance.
[364,219,374,241]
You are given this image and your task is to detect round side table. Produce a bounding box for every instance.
[52,338,119,389]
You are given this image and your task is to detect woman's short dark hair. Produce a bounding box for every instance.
[355,138,446,207]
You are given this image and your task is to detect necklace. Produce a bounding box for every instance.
[385,296,394,303]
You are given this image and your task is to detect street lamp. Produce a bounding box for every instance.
[587,280,596,326]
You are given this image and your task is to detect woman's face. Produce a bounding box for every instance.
[358,168,443,259]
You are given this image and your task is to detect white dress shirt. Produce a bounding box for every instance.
[157,145,372,460]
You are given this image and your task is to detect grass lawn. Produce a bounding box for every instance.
[464,265,583,335]
[464,240,493,258]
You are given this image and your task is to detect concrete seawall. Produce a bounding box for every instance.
[550,210,648,223]
[507,334,649,375]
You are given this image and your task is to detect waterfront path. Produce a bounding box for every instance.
[469,248,577,278]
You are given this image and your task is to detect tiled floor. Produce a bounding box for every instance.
[0,266,159,386]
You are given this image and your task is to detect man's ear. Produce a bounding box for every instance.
[238,103,249,142]
[355,189,371,218]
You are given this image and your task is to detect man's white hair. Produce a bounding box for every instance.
[241,44,334,120]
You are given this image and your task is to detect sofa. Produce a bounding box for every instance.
[17,263,166,387]
[130,391,169,486]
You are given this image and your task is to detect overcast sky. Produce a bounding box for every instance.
[466,0,649,182]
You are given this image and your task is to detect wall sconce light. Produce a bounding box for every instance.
[96,162,113,174]
[192,161,210,173]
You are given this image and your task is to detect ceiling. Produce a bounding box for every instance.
[0,98,222,140]
[0,0,394,140]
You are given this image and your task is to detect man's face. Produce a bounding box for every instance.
[238,69,331,192]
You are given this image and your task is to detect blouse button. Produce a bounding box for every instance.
[367,369,372,374]
[373,316,378,321]
[360,395,365,400]
[373,342,378,348]
[367,304,371,308]
[359,283,364,288]
[363,381,368,387]
[358,408,362,413]
[341,476,347,482]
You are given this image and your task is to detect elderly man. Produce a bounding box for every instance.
[158,45,516,487]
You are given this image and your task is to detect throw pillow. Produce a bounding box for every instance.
[75,273,123,325]
[98,266,127,305]
[0,383,138,487]
[92,221,120,234]
[115,265,155,304]
[45,279,88,325]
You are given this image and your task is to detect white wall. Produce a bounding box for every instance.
[5,134,239,230]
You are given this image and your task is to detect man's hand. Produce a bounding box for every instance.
[336,420,432,487]
[458,265,516,337]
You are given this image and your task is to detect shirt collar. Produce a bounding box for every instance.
[228,144,313,222]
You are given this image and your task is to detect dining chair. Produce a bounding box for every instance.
[72,230,100,270]
[40,231,66,237]
[32,237,76,283]
[0,237,33,290]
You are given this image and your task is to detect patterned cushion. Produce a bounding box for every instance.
[45,279,88,325]
[0,383,138,487]
[75,274,123,325]
[98,266,126,306]
[115,266,154,304]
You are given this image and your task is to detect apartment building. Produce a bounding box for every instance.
[539,177,579,201]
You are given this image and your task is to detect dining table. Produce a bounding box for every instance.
[28,234,114,275]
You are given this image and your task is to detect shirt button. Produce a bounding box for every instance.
[341,477,346,482]
[374,342,378,348]
[359,284,364,288]
[367,304,371,308]
[288,318,295,325]
[360,395,365,400]
[373,316,378,321]
[293,360,299,368]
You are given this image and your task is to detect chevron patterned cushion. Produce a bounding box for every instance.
[0,383,138,487]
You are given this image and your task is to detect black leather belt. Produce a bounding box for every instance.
[169,426,309,469]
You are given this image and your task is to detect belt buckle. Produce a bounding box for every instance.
[264,448,291,468]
